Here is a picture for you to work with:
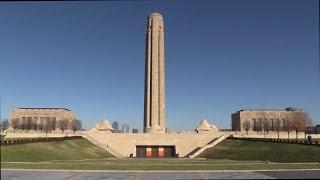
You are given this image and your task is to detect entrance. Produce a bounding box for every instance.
[136,145,176,158]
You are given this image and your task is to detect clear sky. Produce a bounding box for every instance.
[0,0,319,131]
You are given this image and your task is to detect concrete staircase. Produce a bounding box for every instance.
[81,133,124,158]
[187,134,226,159]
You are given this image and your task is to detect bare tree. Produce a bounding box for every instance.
[20,118,28,132]
[70,119,82,133]
[32,118,37,130]
[51,118,56,131]
[274,119,281,139]
[242,120,251,135]
[262,119,270,138]
[37,119,43,131]
[253,119,262,135]
[1,118,9,131]
[58,118,69,133]
[43,120,53,137]
[26,117,33,132]
[10,118,19,133]
[283,119,293,139]
[292,112,312,139]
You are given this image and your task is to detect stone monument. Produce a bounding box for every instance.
[143,12,166,133]
[90,118,113,133]
[83,12,224,158]
[195,119,219,133]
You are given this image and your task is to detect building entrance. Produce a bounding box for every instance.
[136,146,176,158]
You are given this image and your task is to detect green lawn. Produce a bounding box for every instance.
[1,138,320,170]
[198,139,320,163]
[1,138,114,162]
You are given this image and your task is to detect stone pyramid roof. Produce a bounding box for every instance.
[195,119,218,132]
[96,119,113,131]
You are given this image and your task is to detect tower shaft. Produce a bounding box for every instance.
[144,12,165,133]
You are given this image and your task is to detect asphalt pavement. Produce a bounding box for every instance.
[1,169,320,179]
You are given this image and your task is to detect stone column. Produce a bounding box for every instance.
[143,12,166,133]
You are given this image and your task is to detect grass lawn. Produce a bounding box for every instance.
[1,139,320,170]
[198,139,320,163]
[1,158,320,170]
[0,138,114,162]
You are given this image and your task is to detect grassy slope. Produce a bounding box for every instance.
[1,139,320,170]
[1,139,114,162]
[198,139,320,162]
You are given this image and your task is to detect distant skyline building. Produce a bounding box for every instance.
[143,12,166,133]
[112,121,120,132]
[122,124,130,133]
[132,128,139,133]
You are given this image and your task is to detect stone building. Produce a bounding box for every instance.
[231,107,308,131]
[9,107,76,131]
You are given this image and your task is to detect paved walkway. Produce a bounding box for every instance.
[1,169,320,179]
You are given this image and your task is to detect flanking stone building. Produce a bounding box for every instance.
[231,107,308,131]
[9,107,77,131]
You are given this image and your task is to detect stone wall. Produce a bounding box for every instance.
[232,109,308,131]
[8,107,77,131]
[226,131,320,139]
[83,131,222,157]
[10,108,76,121]
[5,131,80,138]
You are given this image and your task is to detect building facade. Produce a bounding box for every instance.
[9,107,76,131]
[231,107,307,131]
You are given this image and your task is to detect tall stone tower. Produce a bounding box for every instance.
[143,12,166,133]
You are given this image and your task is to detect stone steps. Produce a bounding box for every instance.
[188,134,226,159]
[81,133,124,158]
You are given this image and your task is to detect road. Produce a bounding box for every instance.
[1,169,320,179]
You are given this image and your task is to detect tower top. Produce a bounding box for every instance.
[148,12,163,19]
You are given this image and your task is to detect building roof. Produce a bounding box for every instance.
[195,119,219,132]
[96,119,113,131]
[237,107,303,112]
[148,12,163,18]
[15,107,71,111]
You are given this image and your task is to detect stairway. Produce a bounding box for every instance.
[81,133,124,158]
[187,134,226,159]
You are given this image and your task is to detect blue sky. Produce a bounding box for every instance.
[0,0,319,131]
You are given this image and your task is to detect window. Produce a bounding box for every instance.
[38,117,45,130]
[33,117,38,130]
[52,117,56,130]
[45,117,51,125]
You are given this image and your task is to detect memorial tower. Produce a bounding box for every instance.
[143,12,166,133]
